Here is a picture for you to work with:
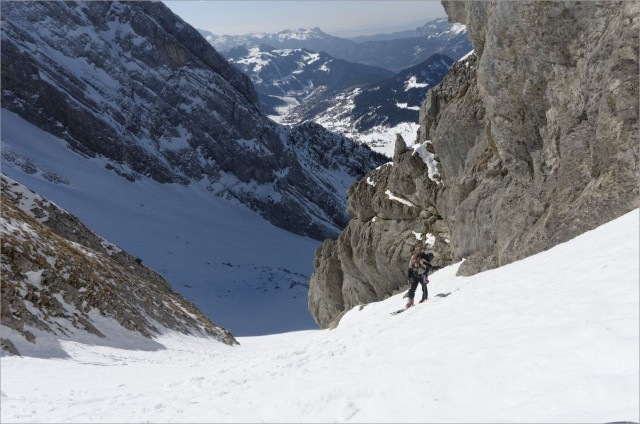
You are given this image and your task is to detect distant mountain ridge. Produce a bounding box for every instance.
[213,20,467,156]
[201,26,352,58]
[349,17,464,43]
[223,45,393,117]
[200,18,472,72]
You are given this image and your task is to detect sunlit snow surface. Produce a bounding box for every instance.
[1,208,638,423]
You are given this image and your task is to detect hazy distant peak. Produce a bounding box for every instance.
[273,27,330,41]
[416,17,467,38]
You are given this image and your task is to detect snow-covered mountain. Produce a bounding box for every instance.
[302,53,455,156]
[202,20,469,156]
[2,209,637,421]
[200,18,471,72]
[201,26,356,60]
[1,176,237,357]
[1,1,385,241]
[0,0,387,336]
[222,45,393,119]
[200,27,332,50]
[220,46,457,156]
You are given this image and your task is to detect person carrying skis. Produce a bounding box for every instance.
[405,252,440,308]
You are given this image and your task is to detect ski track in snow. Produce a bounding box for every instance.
[1,210,638,423]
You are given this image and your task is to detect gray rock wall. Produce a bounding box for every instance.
[309,0,639,327]
[309,136,458,328]
[435,0,639,275]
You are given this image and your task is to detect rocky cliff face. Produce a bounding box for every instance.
[309,135,459,328]
[430,0,639,275]
[309,0,639,328]
[1,1,384,241]
[1,177,237,356]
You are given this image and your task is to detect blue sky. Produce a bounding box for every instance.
[163,1,447,37]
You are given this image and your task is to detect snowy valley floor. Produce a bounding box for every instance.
[1,210,639,423]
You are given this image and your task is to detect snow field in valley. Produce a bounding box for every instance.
[1,210,638,423]
[1,109,320,336]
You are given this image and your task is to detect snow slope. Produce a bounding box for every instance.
[2,209,637,423]
[1,109,320,337]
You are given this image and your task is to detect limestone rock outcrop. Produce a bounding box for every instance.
[432,0,639,275]
[309,135,458,328]
[309,1,639,327]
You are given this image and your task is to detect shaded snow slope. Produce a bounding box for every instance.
[1,110,320,337]
[2,210,637,422]
[1,176,237,357]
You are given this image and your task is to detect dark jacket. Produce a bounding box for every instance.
[408,254,439,281]
[406,253,440,302]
